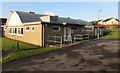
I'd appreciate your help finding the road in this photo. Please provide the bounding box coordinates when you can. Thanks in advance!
[2,39,120,71]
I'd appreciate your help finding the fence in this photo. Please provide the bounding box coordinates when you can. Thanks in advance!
[83,34,89,40]
[47,35,63,47]
[74,34,83,42]
[63,35,72,43]
[47,34,89,47]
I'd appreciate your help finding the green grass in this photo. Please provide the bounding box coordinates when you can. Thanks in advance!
[3,47,57,63]
[2,28,119,63]
[1,37,38,50]
[1,37,57,63]
[99,28,120,39]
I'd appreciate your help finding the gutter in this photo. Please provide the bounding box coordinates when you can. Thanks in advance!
[42,24,45,47]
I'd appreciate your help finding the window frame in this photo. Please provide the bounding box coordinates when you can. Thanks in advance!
[12,27,17,35]
[8,27,12,34]
[17,27,24,36]
[74,27,78,31]
[31,26,35,31]
[4,27,6,31]
[25,26,30,31]
[85,28,92,30]
[15,28,17,34]
[52,26,60,32]
[82,27,85,33]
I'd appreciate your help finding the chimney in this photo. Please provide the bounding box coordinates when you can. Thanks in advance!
[28,11,35,14]
[67,17,70,19]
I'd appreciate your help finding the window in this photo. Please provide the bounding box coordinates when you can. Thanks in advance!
[4,27,6,31]
[25,26,30,31]
[82,28,85,33]
[12,28,15,34]
[8,27,12,34]
[12,27,17,35]
[12,28,14,34]
[85,28,92,30]
[21,28,23,34]
[18,27,23,36]
[18,28,21,34]
[15,28,17,34]
[31,26,34,31]
[52,26,60,31]
[74,27,78,31]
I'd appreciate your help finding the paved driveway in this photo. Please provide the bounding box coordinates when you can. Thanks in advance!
[3,39,120,71]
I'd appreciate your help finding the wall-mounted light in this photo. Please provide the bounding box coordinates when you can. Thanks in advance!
[45,24,48,26]
[63,23,66,25]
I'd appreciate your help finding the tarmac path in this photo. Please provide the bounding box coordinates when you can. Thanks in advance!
[2,39,120,71]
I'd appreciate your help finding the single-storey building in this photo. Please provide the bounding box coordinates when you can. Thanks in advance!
[5,10,91,47]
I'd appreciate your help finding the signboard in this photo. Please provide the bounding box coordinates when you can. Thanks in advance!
[97,26,101,27]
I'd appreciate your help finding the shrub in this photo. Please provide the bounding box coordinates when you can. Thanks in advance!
[104,29,112,35]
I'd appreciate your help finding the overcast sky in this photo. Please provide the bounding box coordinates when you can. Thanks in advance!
[1,2,118,21]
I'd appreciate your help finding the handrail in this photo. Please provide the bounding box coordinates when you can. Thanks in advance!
[47,35,63,47]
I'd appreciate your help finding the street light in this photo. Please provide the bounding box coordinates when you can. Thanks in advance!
[97,10,102,39]
[98,10,102,20]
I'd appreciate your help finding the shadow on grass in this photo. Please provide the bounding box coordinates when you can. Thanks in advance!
[104,29,112,35]
[2,47,40,58]
[21,47,40,50]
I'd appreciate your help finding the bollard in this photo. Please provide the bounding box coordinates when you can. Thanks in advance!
[17,41,19,50]
[11,44,14,53]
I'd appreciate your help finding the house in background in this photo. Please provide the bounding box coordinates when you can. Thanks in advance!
[0,18,7,37]
[5,10,91,47]
[98,18,119,29]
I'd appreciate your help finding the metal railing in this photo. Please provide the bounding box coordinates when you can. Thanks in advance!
[63,35,72,43]
[83,34,89,40]
[74,34,83,42]
[47,35,63,47]
[47,34,89,47]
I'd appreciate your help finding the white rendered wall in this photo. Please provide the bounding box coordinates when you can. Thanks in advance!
[105,19,118,25]
[7,12,22,26]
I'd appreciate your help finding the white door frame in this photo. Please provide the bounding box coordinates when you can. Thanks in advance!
[95,28,97,36]
[64,27,72,41]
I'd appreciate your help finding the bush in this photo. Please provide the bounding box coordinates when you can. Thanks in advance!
[104,29,112,35]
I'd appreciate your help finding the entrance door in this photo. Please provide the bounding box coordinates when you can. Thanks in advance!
[64,27,72,41]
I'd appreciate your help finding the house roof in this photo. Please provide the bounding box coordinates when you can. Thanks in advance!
[57,17,92,26]
[103,18,119,22]
[16,11,46,23]
[89,20,102,25]
[12,11,92,26]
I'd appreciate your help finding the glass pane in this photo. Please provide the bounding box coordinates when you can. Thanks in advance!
[32,27,34,30]
[15,28,17,33]
[53,27,59,30]
[21,28,23,34]
[26,27,30,30]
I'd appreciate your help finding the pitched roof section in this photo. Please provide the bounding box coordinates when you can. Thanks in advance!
[16,11,46,23]
[58,17,84,25]
[103,18,119,22]
[15,11,92,26]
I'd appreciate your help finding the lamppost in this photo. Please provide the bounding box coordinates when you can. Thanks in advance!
[98,10,102,19]
[97,10,102,39]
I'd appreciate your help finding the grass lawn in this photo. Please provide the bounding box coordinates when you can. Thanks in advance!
[1,28,119,63]
[3,47,57,63]
[1,37,38,50]
[99,28,120,39]
[1,37,57,63]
